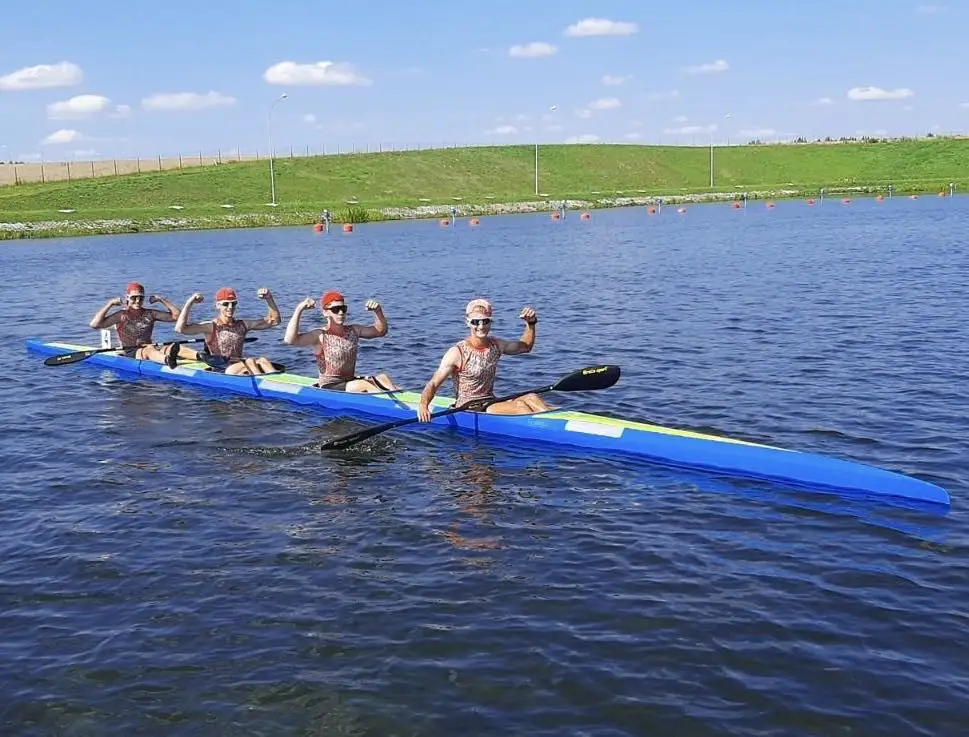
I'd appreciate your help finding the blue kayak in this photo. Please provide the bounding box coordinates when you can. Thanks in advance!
[25,338,951,507]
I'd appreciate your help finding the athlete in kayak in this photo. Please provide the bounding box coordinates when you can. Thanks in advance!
[89,282,198,368]
[175,287,281,375]
[417,298,551,421]
[283,290,399,392]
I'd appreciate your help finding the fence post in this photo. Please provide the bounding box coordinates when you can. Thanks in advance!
[114,159,118,176]
[289,146,293,158]
[237,148,241,162]
[90,161,95,177]
[199,151,202,165]
[218,149,222,164]
[14,165,18,185]
[41,164,46,183]
[159,154,163,171]
[178,154,182,170]
[137,157,141,173]
[67,161,72,182]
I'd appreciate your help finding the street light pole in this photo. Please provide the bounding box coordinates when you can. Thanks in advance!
[535,104,557,196]
[268,93,288,205]
[710,113,732,189]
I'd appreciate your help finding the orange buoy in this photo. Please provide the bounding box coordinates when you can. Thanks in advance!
[343,223,353,232]
[313,223,323,232]
[842,198,851,205]
[766,202,775,209]
[469,217,480,226]
[875,195,884,202]
[807,198,815,205]
[580,212,591,220]
[938,191,946,198]
[677,207,687,214]
[551,212,561,220]
[647,207,657,215]
[731,201,741,209]
[909,194,919,200]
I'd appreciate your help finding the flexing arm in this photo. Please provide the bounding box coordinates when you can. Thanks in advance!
[284,298,323,347]
[174,293,209,336]
[417,346,461,422]
[148,294,181,322]
[356,299,388,338]
[89,297,123,329]
[245,288,282,331]
[496,305,538,355]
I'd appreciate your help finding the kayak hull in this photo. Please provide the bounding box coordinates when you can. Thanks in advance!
[25,339,950,507]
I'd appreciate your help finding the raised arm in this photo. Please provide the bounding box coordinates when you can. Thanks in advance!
[417,345,461,422]
[284,298,323,347]
[245,288,282,331]
[496,305,538,355]
[148,294,181,322]
[356,299,388,338]
[174,292,209,336]
[89,296,123,329]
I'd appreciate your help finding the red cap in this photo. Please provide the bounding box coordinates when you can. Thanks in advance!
[125,282,145,296]
[216,287,237,301]
[321,290,345,307]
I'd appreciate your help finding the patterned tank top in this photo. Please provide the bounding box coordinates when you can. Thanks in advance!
[451,338,502,405]
[116,308,156,348]
[205,320,248,359]
[315,325,360,381]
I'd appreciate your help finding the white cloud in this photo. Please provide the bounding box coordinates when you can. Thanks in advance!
[486,125,518,135]
[588,97,622,111]
[681,59,729,74]
[646,89,680,101]
[564,18,638,37]
[623,132,642,140]
[564,134,600,144]
[0,61,82,91]
[847,86,914,101]
[142,91,237,111]
[810,96,834,106]
[264,60,372,86]
[303,113,317,123]
[46,94,111,120]
[42,129,83,145]
[915,4,947,12]
[740,128,776,138]
[508,42,558,58]
[672,114,689,123]
[601,74,631,86]
[958,102,969,109]
[664,124,717,135]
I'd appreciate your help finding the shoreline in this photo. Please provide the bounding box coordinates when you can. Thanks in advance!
[0,183,950,241]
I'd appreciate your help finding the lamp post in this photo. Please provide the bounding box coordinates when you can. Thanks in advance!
[535,104,558,196]
[710,112,732,189]
[268,93,288,205]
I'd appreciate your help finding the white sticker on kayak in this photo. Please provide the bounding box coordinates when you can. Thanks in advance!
[564,419,623,438]
[258,379,303,394]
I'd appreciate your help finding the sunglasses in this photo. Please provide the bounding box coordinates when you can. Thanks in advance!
[468,318,492,327]
[218,300,237,307]
[127,295,145,301]
[327,305,348,314]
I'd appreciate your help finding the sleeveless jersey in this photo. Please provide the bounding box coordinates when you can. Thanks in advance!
[116,308,156,348]
[451,338,501,405]
[315,325,360,382]
[205,319,248,359]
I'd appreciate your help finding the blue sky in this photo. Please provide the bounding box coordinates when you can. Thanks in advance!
[1,0,966,161]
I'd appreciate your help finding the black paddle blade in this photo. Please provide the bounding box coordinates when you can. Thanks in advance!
[319,420,409,451]
[552,364,621,392]
[44,348,108,366]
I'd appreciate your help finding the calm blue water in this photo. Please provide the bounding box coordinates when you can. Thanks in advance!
[2,196,968,736]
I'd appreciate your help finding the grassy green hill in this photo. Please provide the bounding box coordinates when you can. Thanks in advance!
[1,140,967,238]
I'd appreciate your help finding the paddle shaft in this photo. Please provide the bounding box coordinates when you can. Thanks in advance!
[43,337,232,366]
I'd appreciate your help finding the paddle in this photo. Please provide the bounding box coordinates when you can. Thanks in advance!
[318,364,621,451]
[43,337,256,366]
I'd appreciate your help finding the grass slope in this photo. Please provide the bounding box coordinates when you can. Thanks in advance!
[1,140,967,228]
